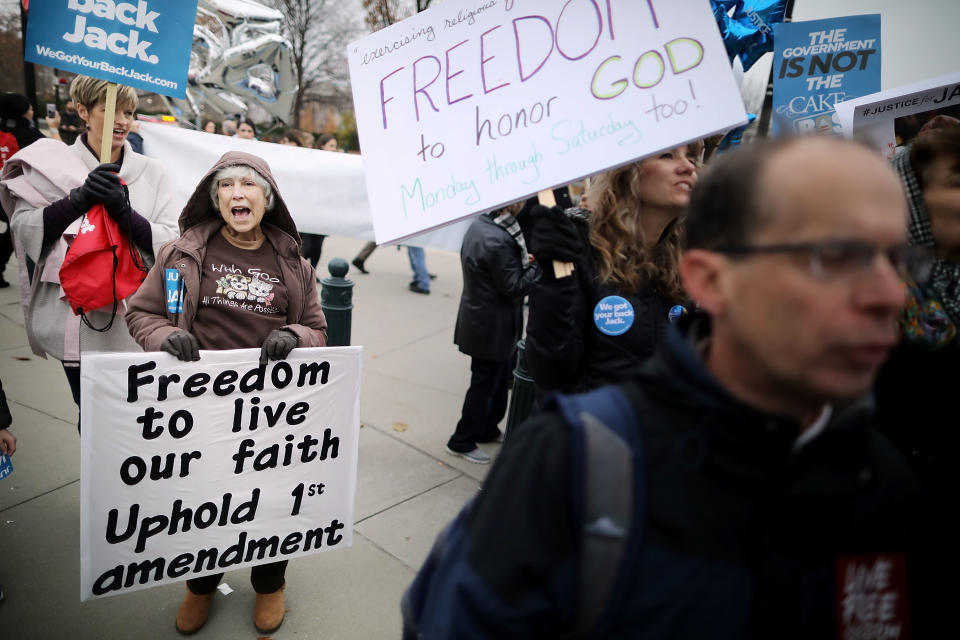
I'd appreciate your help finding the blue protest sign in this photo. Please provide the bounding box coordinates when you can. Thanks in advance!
[772,15,881,136]
[24,0,198,99]
[0,453,12,481]
[165,268,182,313]
[593,296,635,337]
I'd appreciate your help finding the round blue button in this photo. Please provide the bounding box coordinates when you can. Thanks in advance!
[593,296,635,336]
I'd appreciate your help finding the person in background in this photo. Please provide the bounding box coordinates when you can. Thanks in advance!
[236,119,257,140]
[874,125,960,622]
[0,76,178,426]
[351,241,376,274]
[446,203,538,463]
[0,92,60,148]
[294,133,339,274]
[525,143,702,393]
[407,246,432,294]
[126,119,144,154]
[203,120,218,134]
[222,119,238,137]
[126,150,327,634]
[58,100,83,145]
[404,136,933,639]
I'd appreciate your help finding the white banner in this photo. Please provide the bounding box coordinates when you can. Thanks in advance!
[348,0,747,244]
[835,71,960,159]
[139,122,471,252]
[79,347,362,601]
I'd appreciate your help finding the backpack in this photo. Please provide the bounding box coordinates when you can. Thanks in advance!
[551,385,643,639]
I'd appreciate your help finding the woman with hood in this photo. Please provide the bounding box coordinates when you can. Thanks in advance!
[125,150,328,635]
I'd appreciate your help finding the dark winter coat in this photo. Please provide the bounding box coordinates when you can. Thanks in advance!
[454,215,538,362]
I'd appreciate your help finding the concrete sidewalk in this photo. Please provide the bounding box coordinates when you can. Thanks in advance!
[0,236,497,638]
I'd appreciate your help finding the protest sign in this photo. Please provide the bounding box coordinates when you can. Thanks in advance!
[835,71,960,159]
[24,0,198,98]
[772,15,880,136]
[0,453,12,481]
[348,0,747,245]
[138,122,472,252]
[79,347,361,601]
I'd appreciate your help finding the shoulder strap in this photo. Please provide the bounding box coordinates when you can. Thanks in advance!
[553,386,641,639]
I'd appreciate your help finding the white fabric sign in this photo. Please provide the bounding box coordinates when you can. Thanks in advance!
[139,122,471,252]
[79,347,361,601]
[348,0,747,244]
[835,71,960,159]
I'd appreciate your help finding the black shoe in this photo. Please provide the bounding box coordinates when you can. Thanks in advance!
[409,282,430,295]
[428,273,437,280]
[351,258,369,274]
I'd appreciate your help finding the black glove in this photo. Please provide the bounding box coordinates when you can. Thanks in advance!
[260,328,299,365]
[85,163,131,225]
[68,184,96,213]
[161,330,200,362]
[528,205,584,279]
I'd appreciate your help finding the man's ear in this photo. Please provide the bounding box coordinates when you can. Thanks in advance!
[680,249,730,316]
[76,103,89,124]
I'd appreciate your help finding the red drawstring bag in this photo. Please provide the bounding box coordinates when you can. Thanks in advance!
[59,202,148,331]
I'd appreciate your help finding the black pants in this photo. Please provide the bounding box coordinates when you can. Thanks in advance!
[62,362,81,432]
[300,233,326,269]
[448,358,512,452]
[187,560,287,595]
[0,226,12,282]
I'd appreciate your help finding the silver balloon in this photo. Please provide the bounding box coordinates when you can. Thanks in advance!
[163,0,299,125]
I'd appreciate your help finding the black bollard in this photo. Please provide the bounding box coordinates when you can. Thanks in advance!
[320,258,354,347]
[505,338,536,438]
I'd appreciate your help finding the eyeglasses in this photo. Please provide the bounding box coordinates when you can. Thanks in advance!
[714,240,934,284]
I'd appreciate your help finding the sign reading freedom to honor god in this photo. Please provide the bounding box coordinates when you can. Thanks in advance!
[79,347,361,600]
[348,0,747,244]
[25,0,198,98]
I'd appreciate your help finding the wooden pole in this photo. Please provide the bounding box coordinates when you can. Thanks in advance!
[99,83,118,164]
[538,189,575,279]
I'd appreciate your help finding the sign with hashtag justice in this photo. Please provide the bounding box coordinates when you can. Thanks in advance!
[24,0,198,98]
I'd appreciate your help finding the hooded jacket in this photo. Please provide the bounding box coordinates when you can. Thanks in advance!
[125,151,327,352]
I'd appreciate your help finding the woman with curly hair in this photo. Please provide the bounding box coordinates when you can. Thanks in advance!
[525,142,702,392]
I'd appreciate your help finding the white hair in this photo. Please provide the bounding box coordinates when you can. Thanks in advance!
[209,165,274,212]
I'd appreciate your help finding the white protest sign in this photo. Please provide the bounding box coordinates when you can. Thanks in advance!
[79,347,361,601]
[835,71,960,159]
[348,0,747,244]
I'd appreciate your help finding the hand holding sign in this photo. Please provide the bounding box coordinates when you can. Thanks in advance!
[529,204,582,282]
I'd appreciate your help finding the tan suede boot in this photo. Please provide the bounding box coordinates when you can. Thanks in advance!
[175,588,214,635]
[254,583,286,633]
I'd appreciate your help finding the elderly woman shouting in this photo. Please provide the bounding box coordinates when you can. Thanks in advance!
[125,151,327,634]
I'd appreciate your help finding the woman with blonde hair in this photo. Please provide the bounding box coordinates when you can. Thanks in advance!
[526,142,702,392]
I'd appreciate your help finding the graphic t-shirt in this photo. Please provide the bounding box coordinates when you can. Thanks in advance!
[193,232,289,350]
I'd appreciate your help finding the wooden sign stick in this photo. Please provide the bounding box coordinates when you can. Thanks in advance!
[99,83,118,164]
[537,189,575,279]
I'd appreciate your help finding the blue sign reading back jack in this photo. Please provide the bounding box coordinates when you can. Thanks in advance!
[772,15,881,136]
[24,0,198,99]
[0,453,12,481]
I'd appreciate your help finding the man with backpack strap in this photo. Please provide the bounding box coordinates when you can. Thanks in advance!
[402,137,933,639]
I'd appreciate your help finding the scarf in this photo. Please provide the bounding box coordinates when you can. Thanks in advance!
[892,149,960,331]
[489,207,529,267]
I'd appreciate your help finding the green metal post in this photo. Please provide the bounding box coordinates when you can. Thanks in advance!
[505,338,536,438]
[320,258,354,347]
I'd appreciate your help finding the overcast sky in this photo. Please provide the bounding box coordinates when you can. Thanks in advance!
[792,0,958,89]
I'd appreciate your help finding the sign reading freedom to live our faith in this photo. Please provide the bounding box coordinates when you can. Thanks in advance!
[25,0,198,98]
[79,347,361,600]
[348,0,747,244]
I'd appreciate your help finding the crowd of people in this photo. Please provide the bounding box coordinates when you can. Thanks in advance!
[1,72,959,637]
